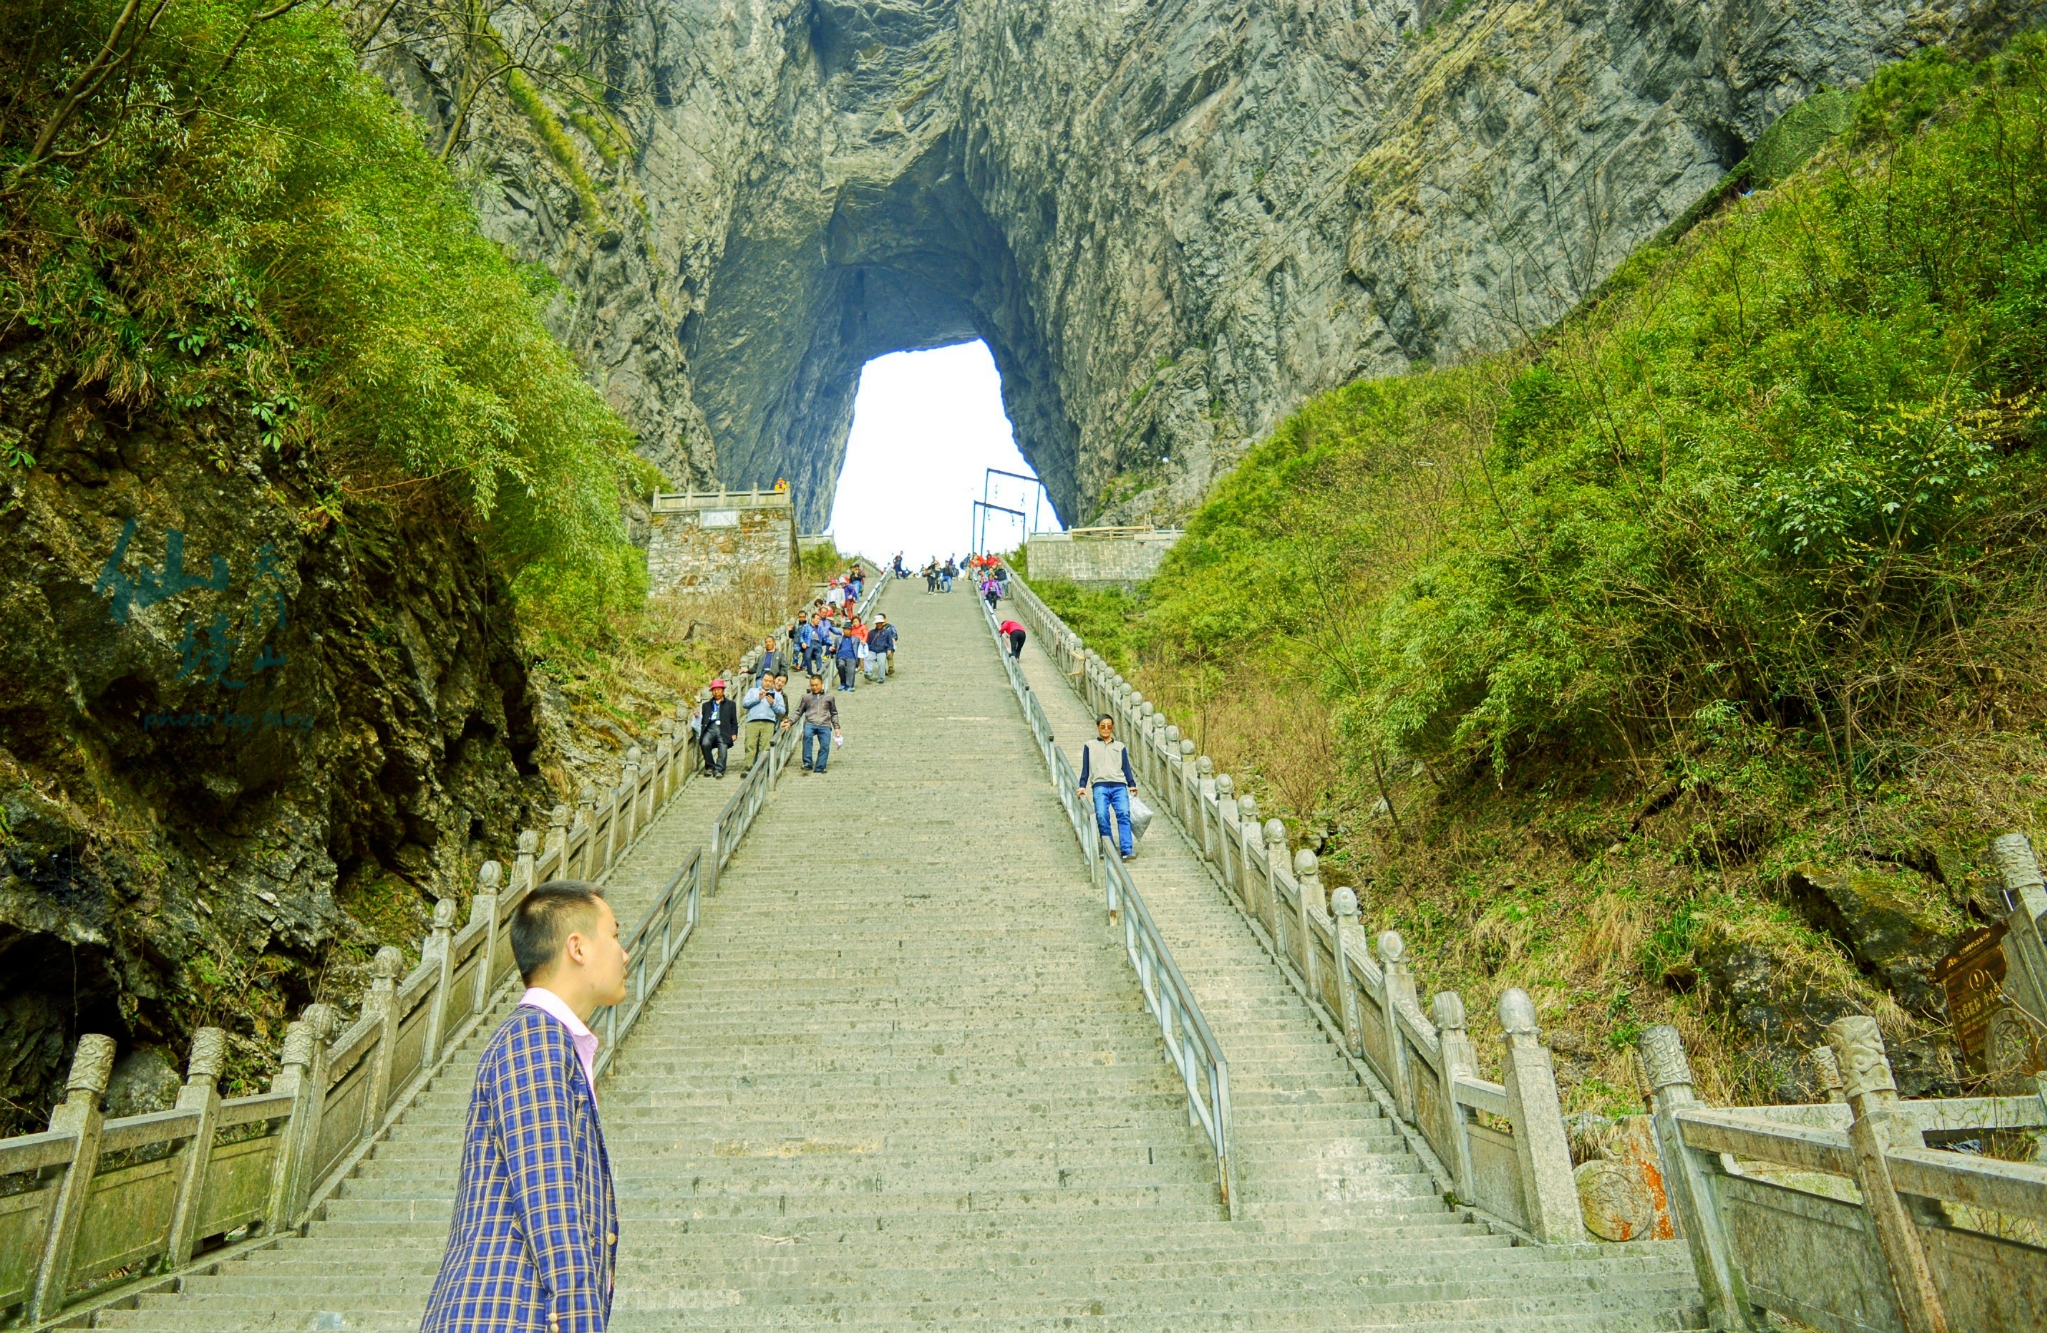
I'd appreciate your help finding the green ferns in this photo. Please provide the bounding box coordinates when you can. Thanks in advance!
[2,0,642,624]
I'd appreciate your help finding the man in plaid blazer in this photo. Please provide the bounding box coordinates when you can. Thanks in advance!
[422,881,628,1333]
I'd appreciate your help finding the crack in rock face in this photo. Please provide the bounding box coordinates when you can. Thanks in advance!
[385,0,2033,529]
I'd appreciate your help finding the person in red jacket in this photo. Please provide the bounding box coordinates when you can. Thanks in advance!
[998,618,1026,659]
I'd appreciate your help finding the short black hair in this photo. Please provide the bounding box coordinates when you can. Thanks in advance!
[1096,714,1114,725]
[512,881,607,984]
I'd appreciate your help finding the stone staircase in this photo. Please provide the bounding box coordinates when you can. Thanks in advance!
[98,583,1705,1331]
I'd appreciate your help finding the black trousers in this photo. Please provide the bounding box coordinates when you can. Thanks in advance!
[700,734,730,775]
[1009,630,1026,658]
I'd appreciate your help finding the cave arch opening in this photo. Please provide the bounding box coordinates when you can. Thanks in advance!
[827,340,1060,565]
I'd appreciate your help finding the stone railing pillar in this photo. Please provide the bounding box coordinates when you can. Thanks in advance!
[1378,931,1417,1120]
[1237,795,1263,921]
[1498,988,1586,1244]
[1433,992,1479,1201]
[361,945,405,1124]
[1215,774,1239,896]
[654,721,675,802]
[1638,1025,1754,1330]
[1811,1045,1848,1103]
[513,832,537,902]
[1162,726,1183,817]
[1294,848,1323,995]
[545,802,569,863]
[574,782,597,877]
[165,1027,228,1265]
[1138,703,1157,785]
[470,861,504,1007]
[1992,832,2047,1027]
[1264,819,1289,953]
[421,896,458,1064]
[29,1033,116,1322]
[1196,756,1217,860]
[1825,1016,1949,1333]
[1330,887,1363,1056]
[264,1010,325,1230]
[1177,739,1197,823]
[621,747,643,843]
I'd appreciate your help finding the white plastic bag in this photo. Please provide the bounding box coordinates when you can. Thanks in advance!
[1126,793,1154,846]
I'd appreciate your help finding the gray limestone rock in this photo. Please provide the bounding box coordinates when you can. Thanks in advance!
[370,0,2037,528]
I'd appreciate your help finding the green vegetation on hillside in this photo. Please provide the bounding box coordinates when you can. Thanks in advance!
[2,0,642,631]
[1047,40,2047,1108]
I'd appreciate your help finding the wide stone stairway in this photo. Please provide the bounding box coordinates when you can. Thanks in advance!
[100,582,1705,1331]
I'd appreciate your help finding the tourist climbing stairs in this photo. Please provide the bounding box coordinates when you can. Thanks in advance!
[50,582,1712,1331]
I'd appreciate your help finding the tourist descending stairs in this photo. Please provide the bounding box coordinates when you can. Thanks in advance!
[103,583,1705,1331]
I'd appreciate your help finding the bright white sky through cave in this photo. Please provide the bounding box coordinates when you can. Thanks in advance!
[826,341,1061,565]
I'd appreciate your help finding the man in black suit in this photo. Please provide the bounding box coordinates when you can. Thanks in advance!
[697,680,739,777]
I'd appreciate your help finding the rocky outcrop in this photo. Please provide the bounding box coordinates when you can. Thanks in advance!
[374,0,2038,529]
[0,341,554,1133]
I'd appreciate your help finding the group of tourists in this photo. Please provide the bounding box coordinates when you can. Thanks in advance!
[920,557,957,593]
[679,565,898,789]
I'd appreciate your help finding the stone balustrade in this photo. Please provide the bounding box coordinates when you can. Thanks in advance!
[0,638,774,1329]
[997,568,1586,1245]
[1001,566,2047,1327]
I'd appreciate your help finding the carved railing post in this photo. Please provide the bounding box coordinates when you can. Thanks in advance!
[265,1012,323,1231]
[1177,739,1197,824]
[1331,887,1364,1056]
[621,747,643,844]
[1992,832,2047,1025]
[1214,774,1239,896]
[1138,703,1157,786]
[1498,988,1586,1244]
[361,945,405,1123]
[545,803,569,864]
[1294,849,1323,995]
[422,896,458,1064]
[29,1033,116,1322]
[601,771,624,871]
[1825,1016,1949,1333]
[653,721,674,804]
[1264,819,1289,954]
[513,832,537,902]
[1378,932,1418,1120]
[1196,756,1217,861]
[1638,1025,1754,1331]
[1237,795,1263,921]
[1811,1045,1847,1104]
[1162,726,1183,820]
[1433,992,1479,1201]
[574,782,597,877]
[165,1027,228,1265]
[471,860,504,1008]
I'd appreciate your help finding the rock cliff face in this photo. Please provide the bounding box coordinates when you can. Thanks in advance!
[379,0,2034,529]
[0,342,551,1132]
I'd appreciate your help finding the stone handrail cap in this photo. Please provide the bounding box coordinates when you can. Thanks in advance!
[1498,988,1538,1035]
[67,1034,118,1095]
[373,945,405,979]
[1824,1015,1895,1098]
[1164,726,1182,744]
[627,746,642,764]
[549,803,571,827]
[1432,991,1467,1030]
[1636,1025,1693,1090]
[1264,817,1287,846]
[302,1002,338,1040]
[280,1020,315,1068]
[1375,929,1405,963]
[579,782,598,805]
[1992,832,2043,891]
[477,860,503,891]
[187,1027,229,1081]
[1140,701,1154,718]
[1197,755,1215,777]
[1216,773,1234,797]
[1293,848,1319,877]
[1238,794,1260,824]
[1330,885,1359,918]
[432,897,458,929]
[1131,692,1145,707]
[1180,739,1197,758]
[518,829,539,854]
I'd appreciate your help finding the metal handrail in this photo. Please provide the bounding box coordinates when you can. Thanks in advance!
[980,593,1236,1218]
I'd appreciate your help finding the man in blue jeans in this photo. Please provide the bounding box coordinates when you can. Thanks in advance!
[1077,713,1140,860]
[793,674,841,774]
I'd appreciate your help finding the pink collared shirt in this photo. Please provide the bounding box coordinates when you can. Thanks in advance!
[518,987,599,1101]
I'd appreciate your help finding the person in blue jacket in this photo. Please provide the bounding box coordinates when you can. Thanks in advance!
[833,622,862,691]
[865,616,897,683]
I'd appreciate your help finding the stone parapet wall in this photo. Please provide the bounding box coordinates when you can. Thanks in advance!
[1027,530,1182,587]
[647,492,796,594]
